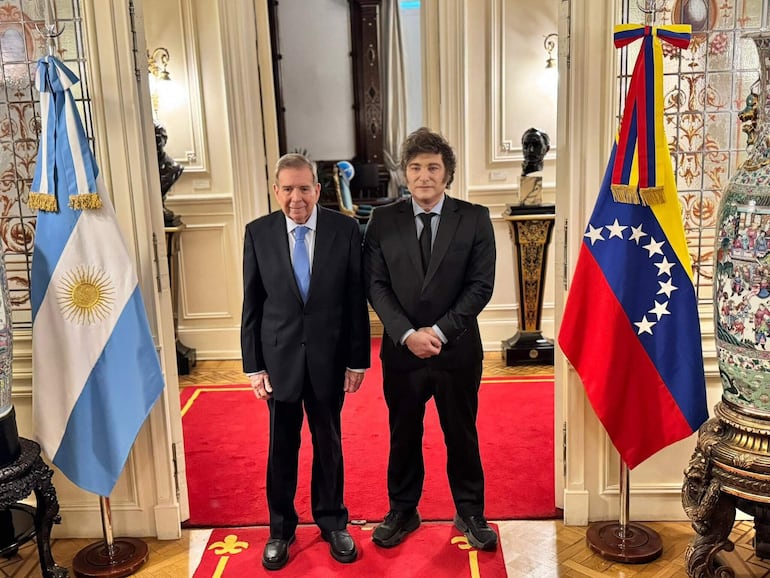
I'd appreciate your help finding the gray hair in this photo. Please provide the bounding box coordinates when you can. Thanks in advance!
[274,153,318,184]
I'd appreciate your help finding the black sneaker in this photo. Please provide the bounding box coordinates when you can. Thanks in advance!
[453,514,498,550]
[372,509,421,547]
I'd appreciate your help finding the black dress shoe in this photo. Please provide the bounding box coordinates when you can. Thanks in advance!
[262,535,295,571]
[372,509,421,548]
[321,529,357,563]
[454,514,498,550]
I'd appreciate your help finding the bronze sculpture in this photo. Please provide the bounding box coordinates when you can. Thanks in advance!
[521,127,550,176]
[155,122,183,226]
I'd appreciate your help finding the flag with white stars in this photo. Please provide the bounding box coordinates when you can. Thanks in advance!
[558,25,707,469]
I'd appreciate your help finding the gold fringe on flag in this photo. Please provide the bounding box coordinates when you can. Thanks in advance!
[68,193,102,210]
[610,184,641,204]
[639,186,665,206]
[28,192,58,212]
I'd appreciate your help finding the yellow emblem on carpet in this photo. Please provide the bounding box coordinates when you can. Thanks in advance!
[452,536,482,578]
[208,534,250,578]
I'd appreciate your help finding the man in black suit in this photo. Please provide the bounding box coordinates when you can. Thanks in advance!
[363,128,497,550]
[241,154,370,570]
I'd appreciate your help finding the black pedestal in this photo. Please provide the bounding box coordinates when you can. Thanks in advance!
[176,340,197,376]
[0,438,67,577]
[166,224,197,376]
[502,204,556,366]
[502,330,555,364]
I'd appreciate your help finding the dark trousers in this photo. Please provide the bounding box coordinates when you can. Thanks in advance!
[383,362,485,517]
[266,381,347,539]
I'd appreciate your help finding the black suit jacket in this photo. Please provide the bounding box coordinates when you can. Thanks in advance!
[241,207,370,402]
[363,196,495,371]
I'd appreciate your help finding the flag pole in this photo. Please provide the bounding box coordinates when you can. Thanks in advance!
[585,460,663,563]
[70,497,150,578]
[582,0,680,563]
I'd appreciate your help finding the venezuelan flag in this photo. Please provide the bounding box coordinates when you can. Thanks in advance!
[558,25,708,469]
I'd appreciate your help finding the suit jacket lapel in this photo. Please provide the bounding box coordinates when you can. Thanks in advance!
[424,195,460,288]
[270,212,304,304]
[396,200,424,276]
[309,208,338,302]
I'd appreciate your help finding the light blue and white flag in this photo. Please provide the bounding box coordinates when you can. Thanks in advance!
[30,56,165,497]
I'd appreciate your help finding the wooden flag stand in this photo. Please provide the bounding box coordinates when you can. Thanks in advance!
[586,462,662,563]
[72,497,149,578]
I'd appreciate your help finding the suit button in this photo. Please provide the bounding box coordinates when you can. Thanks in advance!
[300,342,305,347]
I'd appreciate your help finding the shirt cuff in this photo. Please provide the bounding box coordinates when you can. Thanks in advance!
[432,324,448,344]
[400,328,416,345]
[346,368,365,373]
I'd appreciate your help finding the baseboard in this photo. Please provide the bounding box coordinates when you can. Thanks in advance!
[563,489,589,526]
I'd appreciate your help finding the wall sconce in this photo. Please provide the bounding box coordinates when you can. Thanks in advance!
[147,47,171,119]
[544,33,557,69]
[148,47,171,81]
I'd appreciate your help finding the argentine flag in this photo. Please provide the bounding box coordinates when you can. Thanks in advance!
[30,57,165,496]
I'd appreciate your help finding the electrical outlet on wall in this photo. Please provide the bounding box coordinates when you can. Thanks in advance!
[489,170,508,181]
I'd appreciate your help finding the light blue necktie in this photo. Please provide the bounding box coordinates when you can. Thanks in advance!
[293,226,310,301]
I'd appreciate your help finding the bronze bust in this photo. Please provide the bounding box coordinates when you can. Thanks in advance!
[155,122,184,226]
[521,128,550,176]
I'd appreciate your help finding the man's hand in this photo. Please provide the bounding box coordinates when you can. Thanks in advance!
[418,326,440,340]
[405,329,442,359]
[344,370,365,393]
[250,372,273,400]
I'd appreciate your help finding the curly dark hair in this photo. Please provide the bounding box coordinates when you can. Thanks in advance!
[400,127,456,188]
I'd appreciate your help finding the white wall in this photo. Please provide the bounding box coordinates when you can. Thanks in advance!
[278,0,357,160]
[466,0,559,352]
[145,0,262,361]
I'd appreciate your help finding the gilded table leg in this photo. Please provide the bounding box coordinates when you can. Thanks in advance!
[750,503,770,559]
[683,420,737,578]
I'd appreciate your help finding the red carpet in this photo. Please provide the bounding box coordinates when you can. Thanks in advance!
[192,524,507,577]
[181,339,558,527]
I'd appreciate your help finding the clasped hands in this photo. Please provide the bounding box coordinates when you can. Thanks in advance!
[406,327,442,359]
[250,369,366,400]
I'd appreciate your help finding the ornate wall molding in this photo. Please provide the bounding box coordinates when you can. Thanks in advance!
[489,0,558,165]
[489,0,515,162]
[145,0,208,172]
[179,223,233,320]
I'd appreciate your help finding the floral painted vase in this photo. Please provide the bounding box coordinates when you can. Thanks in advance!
[715,32,770,414]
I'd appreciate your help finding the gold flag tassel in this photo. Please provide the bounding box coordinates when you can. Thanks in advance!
[610,184,641,205]
[28,192,59,212]
[69,192,102,210]
[639,185,665,206]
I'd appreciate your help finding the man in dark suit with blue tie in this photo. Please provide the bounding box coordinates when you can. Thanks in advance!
[364,127,497,551]
[241,153,370,570]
